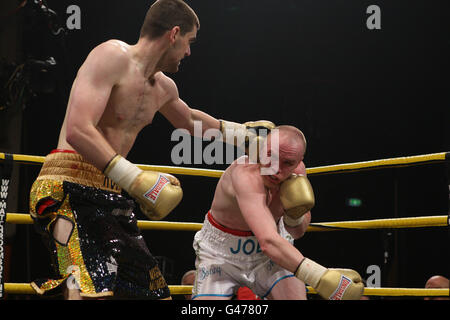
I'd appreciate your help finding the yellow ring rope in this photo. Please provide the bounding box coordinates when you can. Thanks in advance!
[2,152,448,298]
[1,151,448,177]
[306,152,449,175]
[308,215,449,231]
[137,220,204,231]
[5,213,448,231]
[3,283,448,297]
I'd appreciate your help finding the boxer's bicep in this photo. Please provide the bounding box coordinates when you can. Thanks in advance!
[159,78,220,135]
[239,193,278,239]
[159,97,193,132]
[232,167,278,238]
[65,43,129,168]
[67,43,127,133]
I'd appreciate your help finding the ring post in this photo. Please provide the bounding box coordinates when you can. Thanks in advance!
[0,153,13,299]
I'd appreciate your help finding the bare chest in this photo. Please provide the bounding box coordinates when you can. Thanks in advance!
[103,73,168,130]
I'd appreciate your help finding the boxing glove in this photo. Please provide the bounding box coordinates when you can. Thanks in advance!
[295,258,365,300]
[220,120,275,162]
[104,154,183,220]
[280,174,315,227]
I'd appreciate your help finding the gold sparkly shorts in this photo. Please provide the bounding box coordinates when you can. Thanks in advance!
[29,150,170,299]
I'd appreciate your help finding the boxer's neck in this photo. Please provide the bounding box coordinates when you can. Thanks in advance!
[131,37,168,79]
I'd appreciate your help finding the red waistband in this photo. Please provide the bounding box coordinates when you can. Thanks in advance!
[207,211,253,237]
[50,149,77,154]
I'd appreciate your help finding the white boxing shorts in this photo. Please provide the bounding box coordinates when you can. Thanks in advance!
[192,211,295,299]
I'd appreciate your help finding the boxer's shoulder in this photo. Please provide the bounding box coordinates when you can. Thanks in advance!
[80,40,131,79]
[229,157,264,191]
[155,72,178,96]
[90,40,131,61]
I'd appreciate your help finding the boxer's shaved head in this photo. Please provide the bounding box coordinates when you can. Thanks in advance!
[277,125,306,159]
[266,125,306,166]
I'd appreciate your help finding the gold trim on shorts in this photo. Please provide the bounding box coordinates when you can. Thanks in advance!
[37,152,121,193]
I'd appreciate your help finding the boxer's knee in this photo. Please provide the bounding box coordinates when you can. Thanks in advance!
[52,216,74,246]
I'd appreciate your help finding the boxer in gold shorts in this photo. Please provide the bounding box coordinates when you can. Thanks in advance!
[29,150,170,299]
[28,0,274,299]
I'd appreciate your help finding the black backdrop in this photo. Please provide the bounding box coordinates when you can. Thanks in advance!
[8,0,449,298]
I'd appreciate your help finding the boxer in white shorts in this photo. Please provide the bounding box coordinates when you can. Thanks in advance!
[192,126,364,300]
[193,210,296,299]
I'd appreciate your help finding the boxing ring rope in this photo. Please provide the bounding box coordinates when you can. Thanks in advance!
[306,152,449,176]
[3,282,449,297]
[1,151,449,177]
[1,151,449,298]
[4,212,449,231]
[2,212,448,297]
[307,215,449,231]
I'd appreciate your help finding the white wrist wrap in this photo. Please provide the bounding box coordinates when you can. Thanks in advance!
[105,156,142,191]
[296,258,327,288]
[220,120,246,132]
[283,214,305,227]
[220,120,247,145]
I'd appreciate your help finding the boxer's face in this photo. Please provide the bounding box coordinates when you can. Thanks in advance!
[260,135,303,188]
[161,26,197,73]
[261,152,301,187]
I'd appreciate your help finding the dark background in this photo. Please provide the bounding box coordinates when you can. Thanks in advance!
[1,0,449,299]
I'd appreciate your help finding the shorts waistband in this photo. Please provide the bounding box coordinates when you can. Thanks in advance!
[207,211,253,237]
[37,150,121,193]
[50,149,77,154]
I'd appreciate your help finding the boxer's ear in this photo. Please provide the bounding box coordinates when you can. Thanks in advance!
[169,26,181,44]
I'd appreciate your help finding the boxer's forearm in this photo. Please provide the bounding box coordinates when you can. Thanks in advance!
[159,97,220,136]
[258,235,304,273]
[66,123,116,171]
[190,108,221,134]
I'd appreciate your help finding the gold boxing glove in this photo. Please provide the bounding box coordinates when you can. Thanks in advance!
[219,120,275,162]
[104,155,183,220]
[295,258,365,300]
[280,174,315,227]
